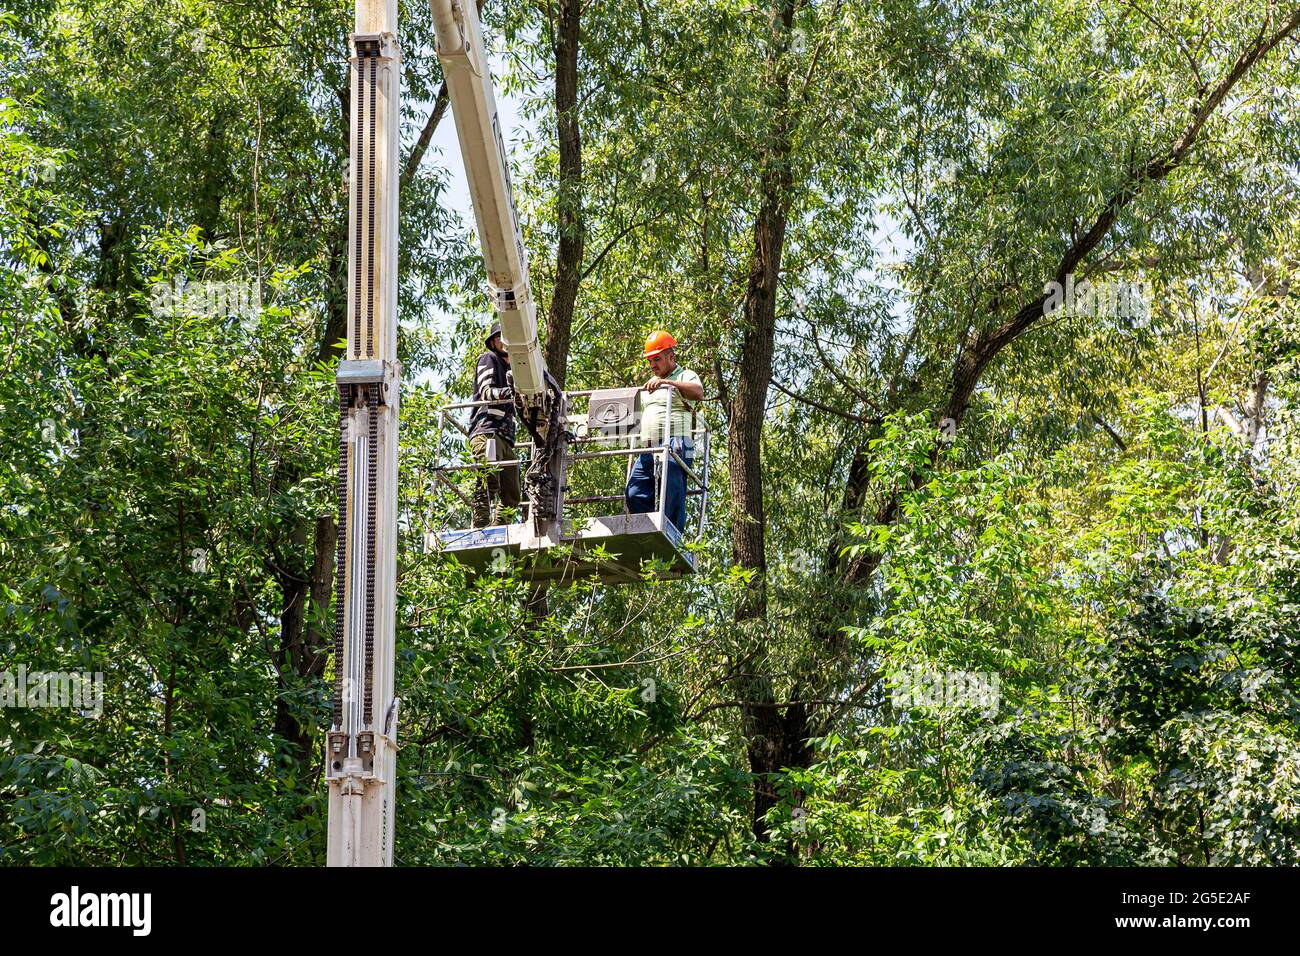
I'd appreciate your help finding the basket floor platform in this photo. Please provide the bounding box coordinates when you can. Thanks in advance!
[433,512,696,584]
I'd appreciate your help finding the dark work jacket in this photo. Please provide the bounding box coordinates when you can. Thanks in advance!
[469,349,516,442]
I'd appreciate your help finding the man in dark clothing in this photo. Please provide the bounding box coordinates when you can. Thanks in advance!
[468,323,521,527]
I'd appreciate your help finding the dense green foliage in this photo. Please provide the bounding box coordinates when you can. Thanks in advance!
[2,0,1299,865]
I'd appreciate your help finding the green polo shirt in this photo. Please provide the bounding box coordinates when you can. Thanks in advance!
[639,364,702,446]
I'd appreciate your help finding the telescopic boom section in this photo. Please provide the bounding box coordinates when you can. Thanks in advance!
[429,0,566,533]
[429,0,546,397]
[326,0,402,868]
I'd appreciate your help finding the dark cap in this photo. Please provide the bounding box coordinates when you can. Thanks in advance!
[486,323,503,349]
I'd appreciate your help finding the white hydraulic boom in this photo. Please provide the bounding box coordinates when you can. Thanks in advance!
[326,0,402,867]
[429,0,568,545]
[430,0,544,396]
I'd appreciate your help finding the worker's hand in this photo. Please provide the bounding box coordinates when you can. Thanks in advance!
[644,376,671,392]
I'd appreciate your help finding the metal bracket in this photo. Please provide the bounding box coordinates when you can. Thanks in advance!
[326,731,390,785]
[337,359,387,385]
[384,698,401,742]
[356,731,376,774]
[337,360,401,404]
[326,731,350,778]
[491,282,533,314]
[350,31,402,62]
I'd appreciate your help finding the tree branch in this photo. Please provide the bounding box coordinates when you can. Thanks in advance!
[401,83,450,191]
[771,379,883,425]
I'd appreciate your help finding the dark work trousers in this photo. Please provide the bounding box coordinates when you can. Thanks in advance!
[469,433,520,528]
[625,436,693,533]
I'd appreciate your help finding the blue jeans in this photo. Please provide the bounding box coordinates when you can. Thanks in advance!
[625,437,693,533]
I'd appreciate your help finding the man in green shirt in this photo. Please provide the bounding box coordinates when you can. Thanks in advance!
[625,330,704,532]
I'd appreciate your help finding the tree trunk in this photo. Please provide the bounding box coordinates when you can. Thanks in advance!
[271,513,335,776]
[741,667,812,857]
[728,0,795,620]
[545,0,584,389]
[194,111,229,246]
[317,83,353,367]
[728,0,810,850]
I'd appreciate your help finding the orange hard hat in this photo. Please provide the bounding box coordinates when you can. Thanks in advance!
[644,330,677,357]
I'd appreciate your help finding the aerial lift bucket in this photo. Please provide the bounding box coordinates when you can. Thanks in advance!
[427,387,708,585]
